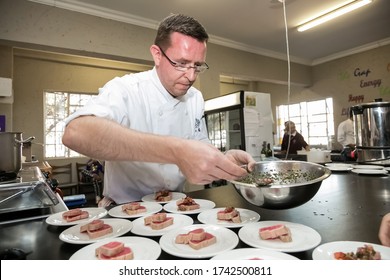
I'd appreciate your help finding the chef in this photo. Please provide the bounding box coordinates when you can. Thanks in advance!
[62,14,255,205]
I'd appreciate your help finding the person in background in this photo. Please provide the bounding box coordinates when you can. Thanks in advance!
[337,108,356,161]
[337,108,355,148]
[80,159,104,204]
[379,213,390,247]
[62,14,255,206]
[280,121,310,155]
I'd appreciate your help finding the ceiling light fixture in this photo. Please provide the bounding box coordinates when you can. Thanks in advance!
[297,0,372,32]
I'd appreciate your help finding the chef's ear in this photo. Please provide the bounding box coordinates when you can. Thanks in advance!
[150,45,162,66]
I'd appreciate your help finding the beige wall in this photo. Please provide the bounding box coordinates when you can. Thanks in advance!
[11,48,151,163]
[312,46,390,127]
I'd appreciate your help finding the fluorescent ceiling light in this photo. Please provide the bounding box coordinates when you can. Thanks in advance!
[297,0,372,32]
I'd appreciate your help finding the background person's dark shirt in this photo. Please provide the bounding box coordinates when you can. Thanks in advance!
[281,132,308,154]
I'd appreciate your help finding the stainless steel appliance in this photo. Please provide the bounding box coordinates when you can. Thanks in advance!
[351,100,390,165]
[0,132,35,174]
[205,91,274,161]
[0,166,66,225]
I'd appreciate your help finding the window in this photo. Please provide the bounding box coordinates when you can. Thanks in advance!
[276,98,334,147]
[44,91,95,158]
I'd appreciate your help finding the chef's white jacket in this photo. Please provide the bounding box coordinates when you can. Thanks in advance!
[65,68,209,203]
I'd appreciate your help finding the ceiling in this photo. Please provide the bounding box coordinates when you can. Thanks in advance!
[29,0,390,65]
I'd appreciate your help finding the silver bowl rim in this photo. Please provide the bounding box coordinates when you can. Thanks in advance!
[229,160,332,189]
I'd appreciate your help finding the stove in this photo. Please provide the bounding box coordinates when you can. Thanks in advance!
[0,166,67,225]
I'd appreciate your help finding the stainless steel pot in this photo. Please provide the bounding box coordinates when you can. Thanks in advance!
[351,101,390,164]
[0,132,35,174]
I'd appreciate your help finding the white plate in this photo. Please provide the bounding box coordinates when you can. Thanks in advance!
[163,199,216,214]
[211,248,300,260]
[197,208,260,228]
[159,224,239,259]
[325,163,353,172]
[45,207,108,226]
[312,241,390,260]
[108,202,163,218]
[351,169,388,175]
[238,221,321,253]
[59,218,133,244]
[141,192,186,204]
[131,213,194,236]
[352,164,384,169]
[69,236,161,260]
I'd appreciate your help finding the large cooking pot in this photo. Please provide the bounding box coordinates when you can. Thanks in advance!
[0,132,35,174]
[351,101,390,164]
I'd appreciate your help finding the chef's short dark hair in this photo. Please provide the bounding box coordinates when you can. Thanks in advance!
[154,14,209,49]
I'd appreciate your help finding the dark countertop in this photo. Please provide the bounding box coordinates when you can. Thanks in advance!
[0,171,389,260]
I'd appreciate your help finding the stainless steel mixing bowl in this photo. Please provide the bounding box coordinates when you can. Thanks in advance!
[230,161,331,209]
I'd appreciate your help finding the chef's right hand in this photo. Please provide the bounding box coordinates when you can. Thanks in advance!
[175,140,248,185]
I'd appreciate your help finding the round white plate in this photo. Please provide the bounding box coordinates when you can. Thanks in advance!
[131,213,194,236]
[352,164,384,169]
[69,236,161,260]
[211,248,300,260]
[159,224,239,259]
[59,218,133,244]
[141,192,186,204]
[312,241,390,260]
[45,207,108,226]
[325,163,353,172]
[108,202,163,218]
[238,221,321,253]
[351,169,388,175]
[197,208,260,228]
[163,199,216,214]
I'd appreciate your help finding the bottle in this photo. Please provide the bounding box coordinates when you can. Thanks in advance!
[266,143,273,157]
[260,141,267,160]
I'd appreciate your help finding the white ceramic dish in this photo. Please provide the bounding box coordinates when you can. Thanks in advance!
[141,192,186,204]
[159,224,239,259]
[325,163,353,172]
[352,164,384,170]
[238,221,321,253]
[45,207,108,226]
[351,169,388,175]
[108,202,163,218]
[197,208,260,228]
[163,199,216,214]
[131,213,194,236]
[312,241,390,260]
[211,248,300,260]
[69,236,161,260]
[59,218,133,244]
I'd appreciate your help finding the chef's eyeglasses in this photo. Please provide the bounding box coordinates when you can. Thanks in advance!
[158,46,209,74]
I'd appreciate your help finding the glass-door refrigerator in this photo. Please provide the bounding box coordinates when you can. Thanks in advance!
[204,91,274,161]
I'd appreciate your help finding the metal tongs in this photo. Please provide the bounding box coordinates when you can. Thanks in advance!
[240,165,273,187]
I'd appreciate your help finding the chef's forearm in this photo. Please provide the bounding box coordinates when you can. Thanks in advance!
[62,115,185,163]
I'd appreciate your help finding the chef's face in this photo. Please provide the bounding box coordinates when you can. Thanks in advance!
[151,32,207,97]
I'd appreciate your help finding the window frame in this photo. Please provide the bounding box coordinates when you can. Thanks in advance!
[276,98,334,148]
[44,91,96,159]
